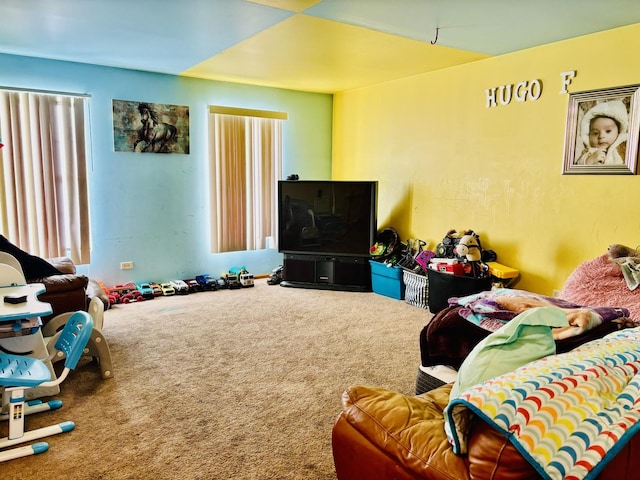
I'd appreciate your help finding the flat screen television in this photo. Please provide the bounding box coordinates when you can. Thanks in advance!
[277,180,377,257]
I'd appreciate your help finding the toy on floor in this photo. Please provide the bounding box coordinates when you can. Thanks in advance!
[195,274,219,291]
[159,282,175,296]
[229,266,254,287]
[136,283,155,300]
[240,273,254,287]
[222,273,241,289]
[267,265,283,285]
[105,290,121,305]
[120,289,144,303]
[98,281,116,303]
[183,278,203,293]
[170,279,189,295]
[149,283,162,296]
[102,282,140,305]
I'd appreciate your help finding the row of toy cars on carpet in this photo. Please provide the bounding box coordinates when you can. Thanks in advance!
[100,267,254,305]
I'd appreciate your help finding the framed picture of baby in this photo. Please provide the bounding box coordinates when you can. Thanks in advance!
[562,84,640,175]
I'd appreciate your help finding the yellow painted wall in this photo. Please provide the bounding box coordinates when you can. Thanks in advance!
[332,23,640,295]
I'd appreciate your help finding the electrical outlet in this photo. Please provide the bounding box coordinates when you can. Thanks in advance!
[120,261,134,270]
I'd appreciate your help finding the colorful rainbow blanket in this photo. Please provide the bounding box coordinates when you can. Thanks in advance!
[444,327,640,480]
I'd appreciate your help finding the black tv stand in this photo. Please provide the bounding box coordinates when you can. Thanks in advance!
[280,254,371,292]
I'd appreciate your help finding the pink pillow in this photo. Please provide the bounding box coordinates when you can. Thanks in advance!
[559,253,640,321]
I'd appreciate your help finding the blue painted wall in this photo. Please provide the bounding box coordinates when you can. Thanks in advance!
[0,53,333,284]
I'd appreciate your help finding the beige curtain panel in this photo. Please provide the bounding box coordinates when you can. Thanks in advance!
[209,110,282,253]
[0,90,90,264]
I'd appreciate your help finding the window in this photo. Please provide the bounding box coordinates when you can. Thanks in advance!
[208,106,286,253]
[0,89,91,264]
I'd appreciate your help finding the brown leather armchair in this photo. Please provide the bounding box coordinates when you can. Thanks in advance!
[0,236,109,323]
[29,256,109,325]
[29,256,89,324]
[332,383,640,480]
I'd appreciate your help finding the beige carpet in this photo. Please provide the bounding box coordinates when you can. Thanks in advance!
[1,279,431,479]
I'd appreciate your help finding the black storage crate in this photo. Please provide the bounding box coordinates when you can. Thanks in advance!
[426,268,492,314]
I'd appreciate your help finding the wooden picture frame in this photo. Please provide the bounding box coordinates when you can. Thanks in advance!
[562,84,640,175]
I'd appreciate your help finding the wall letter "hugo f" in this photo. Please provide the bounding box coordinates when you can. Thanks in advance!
[485,79,543,108]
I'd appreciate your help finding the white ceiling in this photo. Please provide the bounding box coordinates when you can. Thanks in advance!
[0,0,639,93]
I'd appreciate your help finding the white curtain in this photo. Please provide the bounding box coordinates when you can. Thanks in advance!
[0,90,90,263]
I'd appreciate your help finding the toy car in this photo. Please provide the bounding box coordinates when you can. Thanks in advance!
[108,282,137,295]
[136,283,155,300]
[183,278,203,293]
[149,282,163,296]
[239,273,254,287]
[195,274,219,291]
[107,291,121,305]
[121,289,144,303]
[170,279,189,295]
[229,266,254,287]
[160,282,175,296]
[223,273,242,289]
[267,265,283,285]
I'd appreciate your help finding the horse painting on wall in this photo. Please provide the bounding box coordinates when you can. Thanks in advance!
[112,100,190,154]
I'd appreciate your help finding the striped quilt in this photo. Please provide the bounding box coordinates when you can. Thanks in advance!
[444,327,640,480]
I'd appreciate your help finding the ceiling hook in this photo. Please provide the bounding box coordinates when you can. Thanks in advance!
[430,27,439,45]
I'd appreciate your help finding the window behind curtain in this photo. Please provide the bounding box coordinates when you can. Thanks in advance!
[0,89,91,264]
[208,106,286,253]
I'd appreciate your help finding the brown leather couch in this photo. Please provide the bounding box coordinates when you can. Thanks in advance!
[0,236,109,322]
[332,383,640,480]
[29,256,109,324]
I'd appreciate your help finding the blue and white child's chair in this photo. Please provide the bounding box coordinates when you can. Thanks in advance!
[0,310,93,461]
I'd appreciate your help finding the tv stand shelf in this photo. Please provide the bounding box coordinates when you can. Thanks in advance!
[281,254,371,292]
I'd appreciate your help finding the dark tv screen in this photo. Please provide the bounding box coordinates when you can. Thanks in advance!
[278,180,377,257]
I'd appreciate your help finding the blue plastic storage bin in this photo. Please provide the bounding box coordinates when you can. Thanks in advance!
[369,260,405,300]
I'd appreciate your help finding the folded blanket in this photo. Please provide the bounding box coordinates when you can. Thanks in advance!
[448,307,569,399]
[449,288,630,339]
[444,327,640,480]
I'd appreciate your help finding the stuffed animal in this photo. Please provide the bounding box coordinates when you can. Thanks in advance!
[608,243,638,260]
[607,243,640,291]
[607,244,640,269]
[455,234,482,261]
[436,229,477,259]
